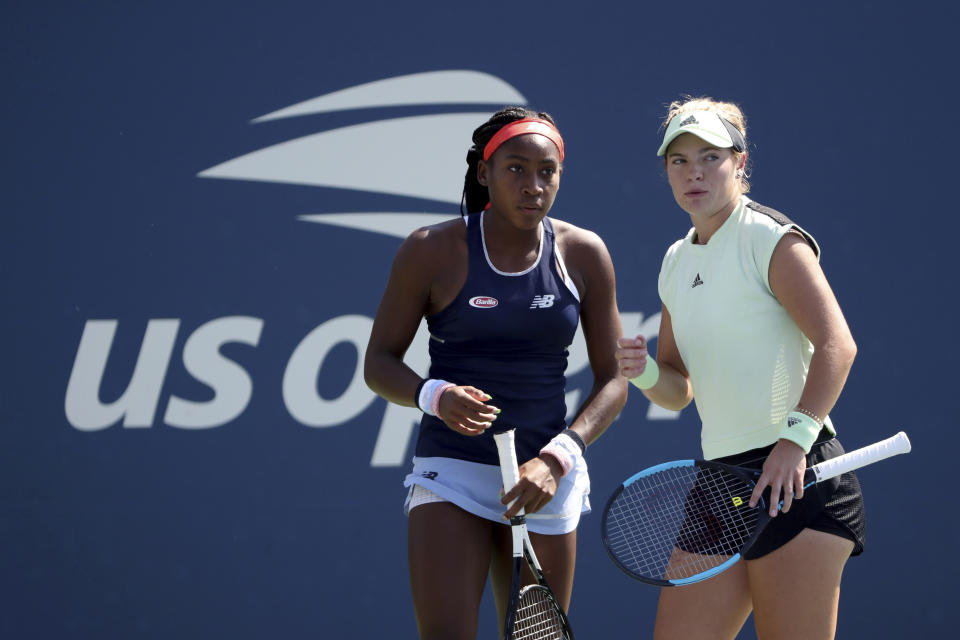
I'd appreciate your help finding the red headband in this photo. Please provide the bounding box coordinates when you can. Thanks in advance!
[482,118,565,162]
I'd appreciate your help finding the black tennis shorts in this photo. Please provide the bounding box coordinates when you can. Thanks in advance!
[716,429,866,560]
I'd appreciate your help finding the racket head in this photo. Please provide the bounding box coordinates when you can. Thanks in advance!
[601,459,769,586]
[509,584,574,640]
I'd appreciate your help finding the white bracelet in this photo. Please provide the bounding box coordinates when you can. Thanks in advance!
[539,432,584,477]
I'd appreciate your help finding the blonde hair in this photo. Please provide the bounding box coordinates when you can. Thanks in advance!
[661,96,751,194]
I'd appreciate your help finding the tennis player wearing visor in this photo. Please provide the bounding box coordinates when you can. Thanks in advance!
[616,97,866,640]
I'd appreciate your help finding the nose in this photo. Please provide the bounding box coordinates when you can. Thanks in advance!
[523,176,545,195]
[688,162,704,181]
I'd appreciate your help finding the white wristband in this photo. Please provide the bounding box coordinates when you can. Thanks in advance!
[629,358,660,390]
[539,432,583,477]
[417,379,452,417]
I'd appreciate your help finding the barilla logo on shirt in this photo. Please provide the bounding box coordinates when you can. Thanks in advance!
[469,296,498,309]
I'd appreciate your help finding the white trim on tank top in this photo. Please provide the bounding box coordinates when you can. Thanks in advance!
[475,212,581,301]
[479,211,544,276]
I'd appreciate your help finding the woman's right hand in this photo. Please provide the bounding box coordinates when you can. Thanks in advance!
[616,335,650,379]
[437,386,500,435]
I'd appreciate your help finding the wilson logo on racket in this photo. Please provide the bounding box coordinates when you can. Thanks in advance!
[469,296,498,309]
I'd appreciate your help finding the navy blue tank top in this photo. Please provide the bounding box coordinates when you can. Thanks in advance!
[416,212,581,466]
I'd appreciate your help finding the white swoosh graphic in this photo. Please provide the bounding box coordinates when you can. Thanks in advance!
[252,70,525,122]
[198,112,492,203]
[298,213,456,238]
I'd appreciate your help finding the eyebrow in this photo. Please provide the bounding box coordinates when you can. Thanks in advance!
[668,146,722,158]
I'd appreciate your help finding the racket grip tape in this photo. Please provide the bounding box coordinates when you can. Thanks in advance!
[494,429,524,514]
[810,431,911,482]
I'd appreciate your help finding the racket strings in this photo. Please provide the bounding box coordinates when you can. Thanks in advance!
[604,465,759,581]
[512,586,568,639]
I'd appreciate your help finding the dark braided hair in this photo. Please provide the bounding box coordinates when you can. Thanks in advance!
[460,107,559,215]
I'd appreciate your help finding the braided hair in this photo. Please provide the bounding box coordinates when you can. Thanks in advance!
[460,107,559,215]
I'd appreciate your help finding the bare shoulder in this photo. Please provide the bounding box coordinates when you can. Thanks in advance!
[550,218,610,260]
[394,216,467,269]
[772,229,820,269]
[550,218,615,298]
[403,216,466,249]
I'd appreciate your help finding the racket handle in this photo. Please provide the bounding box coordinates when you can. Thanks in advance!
[810,431,911,482]
[493,429,524,515]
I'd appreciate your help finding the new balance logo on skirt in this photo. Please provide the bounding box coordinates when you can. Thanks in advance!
[530,294,555,309]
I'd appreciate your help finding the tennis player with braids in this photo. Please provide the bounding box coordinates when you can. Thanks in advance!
[365,107,627,639]
[616,97,866,640]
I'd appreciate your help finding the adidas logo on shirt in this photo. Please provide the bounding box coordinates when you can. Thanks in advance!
[691,273,704,288]
[530,294,555,309]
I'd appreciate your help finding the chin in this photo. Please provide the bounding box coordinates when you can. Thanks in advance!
[518,209,547,223]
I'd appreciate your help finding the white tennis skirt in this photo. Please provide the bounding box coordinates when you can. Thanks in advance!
[403,455,591,535]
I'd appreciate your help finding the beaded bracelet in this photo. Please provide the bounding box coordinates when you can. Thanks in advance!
[793,405,823,425]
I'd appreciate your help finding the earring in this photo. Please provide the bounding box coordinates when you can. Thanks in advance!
[735,171,743,179]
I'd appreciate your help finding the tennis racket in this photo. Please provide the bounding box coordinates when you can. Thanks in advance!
[602,431,911,587]
[494,429,574,640]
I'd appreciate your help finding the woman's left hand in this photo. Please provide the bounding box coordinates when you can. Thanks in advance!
[501,456,561,518]
[749,439,807,517]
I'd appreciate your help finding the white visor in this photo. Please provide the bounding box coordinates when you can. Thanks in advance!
[657,111,745,156]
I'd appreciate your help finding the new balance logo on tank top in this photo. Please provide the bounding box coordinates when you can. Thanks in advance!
[417,212,581,466]
[657,196,829,460]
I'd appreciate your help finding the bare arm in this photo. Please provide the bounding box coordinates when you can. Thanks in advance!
[364,225,499,435]
[566,229,629,446]
[769,232,857,421]
[363,230,433,407]
[616,303,694,411]
[751,231,857,515]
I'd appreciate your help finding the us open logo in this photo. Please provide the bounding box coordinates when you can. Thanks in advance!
[64,70,676,469]
[469,296,499,309]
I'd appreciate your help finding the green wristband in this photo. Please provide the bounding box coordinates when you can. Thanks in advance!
[778,411,821,453]
[629,358,660,390]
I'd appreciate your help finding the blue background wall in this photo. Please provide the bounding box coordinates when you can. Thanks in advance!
[3,1,956,637]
